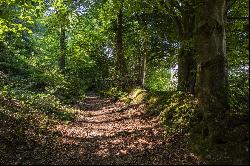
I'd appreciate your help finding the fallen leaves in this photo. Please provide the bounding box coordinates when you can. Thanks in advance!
[0,94,204,165]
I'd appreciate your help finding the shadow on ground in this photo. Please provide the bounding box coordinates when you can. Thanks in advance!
[0,94,204,165]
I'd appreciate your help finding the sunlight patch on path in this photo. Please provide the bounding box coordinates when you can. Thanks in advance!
[48,94,204,165]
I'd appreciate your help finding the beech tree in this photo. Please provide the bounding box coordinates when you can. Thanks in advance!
[194,0,228,141]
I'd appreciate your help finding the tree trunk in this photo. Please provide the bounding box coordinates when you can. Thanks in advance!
[59,21,66,71]
[177,42,196,94]
[115,7,127,88]
[137,47,142,85]
[141,50,147,89]
[194,0,228,142]
[177,3,196,94]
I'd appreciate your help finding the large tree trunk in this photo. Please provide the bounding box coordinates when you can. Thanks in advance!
[177,3,196,94]
[194,0,228,142]
[115,7,127,88]
[177,42,196,94]
[59,20,66,71]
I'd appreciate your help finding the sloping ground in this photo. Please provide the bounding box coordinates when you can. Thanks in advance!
[1,93,204,165]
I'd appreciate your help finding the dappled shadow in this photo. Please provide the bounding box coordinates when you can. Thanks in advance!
[0,94,204,165]
[0,96,77,164]
[37,95,203,165]
[0,108,46,165]
[82,110,117,117]
[76,97,114,111]
[20,121,202,165]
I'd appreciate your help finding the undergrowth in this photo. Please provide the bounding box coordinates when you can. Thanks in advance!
[121,88,249,165]
[0,68,79,164]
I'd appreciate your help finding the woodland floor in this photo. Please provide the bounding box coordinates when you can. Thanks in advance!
[1,93,205,165]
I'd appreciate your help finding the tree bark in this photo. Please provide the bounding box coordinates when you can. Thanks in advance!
[194,0,228,142]
[137,45,142,85]
[176,2,197,94]
[177,42,196,94]
[141,48,147,89]
[115,7,127,88]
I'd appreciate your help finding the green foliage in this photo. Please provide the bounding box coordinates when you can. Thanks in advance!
[99,87,128,100]
[1,78,75,122]
[135,90,200,132]
[159,92,199,133]
[0,0,43,40]
[124,89,199,130]
[146,67,175,91]
[226,0,249,115]
[228,72,249,114]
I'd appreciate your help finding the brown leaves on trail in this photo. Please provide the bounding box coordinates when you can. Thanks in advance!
[1,94,204,165]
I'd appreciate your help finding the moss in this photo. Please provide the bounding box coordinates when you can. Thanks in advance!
[129,88,143,97]
[130,91,147,104]
[98,87,128,100]
[119,88,148,105]
[147,96,158,105]
[143,95,161,116]
[119,96,132,104]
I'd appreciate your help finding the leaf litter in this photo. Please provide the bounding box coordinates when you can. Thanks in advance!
[0,94,204,165]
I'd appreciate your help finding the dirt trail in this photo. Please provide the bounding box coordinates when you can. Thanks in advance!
[12,94,203,165]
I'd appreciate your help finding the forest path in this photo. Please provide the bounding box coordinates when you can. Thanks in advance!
[36,93,203,165]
